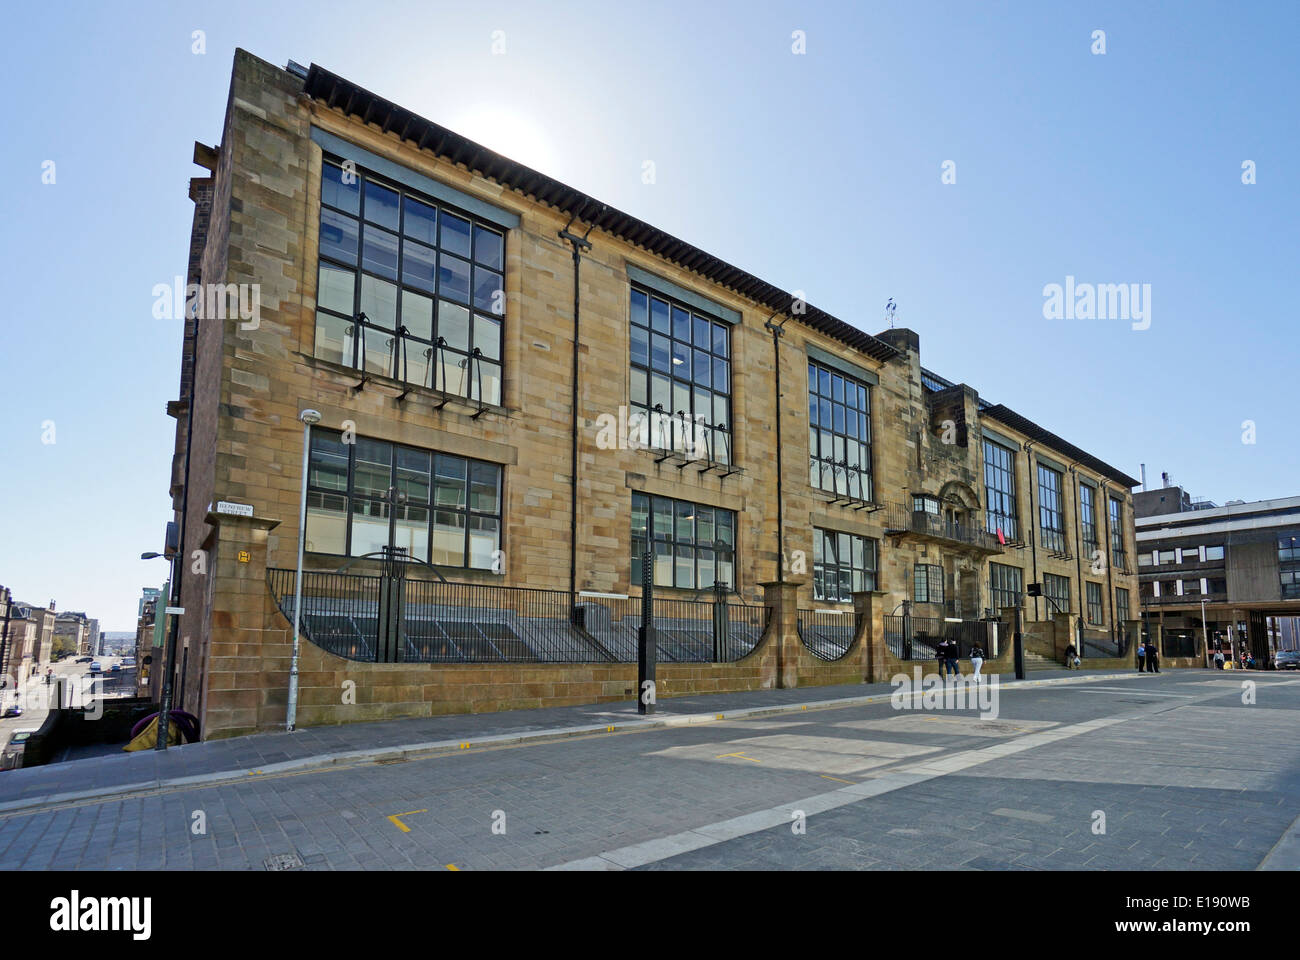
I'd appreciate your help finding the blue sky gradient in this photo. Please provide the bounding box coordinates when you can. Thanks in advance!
[2,0,1296,628]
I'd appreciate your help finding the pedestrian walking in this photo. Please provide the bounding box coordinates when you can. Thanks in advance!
[934,638,948,679]
[1214,649,1225,670]
[945,638,961,679]
[970,642,985,680]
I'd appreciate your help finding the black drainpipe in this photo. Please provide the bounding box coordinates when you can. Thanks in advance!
[1100,480,1117,643]
[1025,442,1040,621]
[559,207,598,604]
[764,314,788,582]
[1068,462,1086,617]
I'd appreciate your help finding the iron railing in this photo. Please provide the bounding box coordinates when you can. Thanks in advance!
[881,502,1003,551]
[267,569,770,664]
[883,615,995,661]
[796,609,858,661]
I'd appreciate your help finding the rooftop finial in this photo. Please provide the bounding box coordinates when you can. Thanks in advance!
[885,298,897,329]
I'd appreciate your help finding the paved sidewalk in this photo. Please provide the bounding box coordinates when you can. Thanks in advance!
[0,667,1154,813]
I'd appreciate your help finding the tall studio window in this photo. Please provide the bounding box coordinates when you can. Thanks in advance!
[1115,587,1131,623]
[1037,464,1066,553]
[631,493,734,590]
[1109,496,1126,569]
[1086,582,1104,624]
[808,361,873,502]
[990,563,1023,612]
[983,439,1018,541]
[305,428,502,569]
[314,159,505,405]
[913,564,944,604]
[1043,573,1070,615]
[628,288,731,464]
[814,528,877,602]
[1079,483,1098,553]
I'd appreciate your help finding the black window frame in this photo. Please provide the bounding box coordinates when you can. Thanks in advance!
[1037,464,1066,553]
[813,528,877,602]
[1115,586,1131,623]
[1043,573,1071,614]
[808,360,873,503]
[1079,483,1098,552]
[1108,496,1126,567]
[631,492,735,591]
[313,157,507,405]
[914,563,944,604]
[628,286,733,465]
[990,562,1023,612]
[1085,581,1104,625]
[305,427,503,571]
[983,439,1018,541]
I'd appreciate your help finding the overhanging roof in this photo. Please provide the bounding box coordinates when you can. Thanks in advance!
[300,63,900,364]
[980,404,1140,490]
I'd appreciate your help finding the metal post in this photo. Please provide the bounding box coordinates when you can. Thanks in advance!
[287,411,320,732]
[1200,597,1209,668]
[1013,605,1026,680]
[637,549,655,715]
[902,599,912,660]
[712,580,729,662]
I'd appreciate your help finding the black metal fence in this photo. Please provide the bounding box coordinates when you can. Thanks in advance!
[796,609,858,661]
[883,615,994,661]
[267,569,770,665]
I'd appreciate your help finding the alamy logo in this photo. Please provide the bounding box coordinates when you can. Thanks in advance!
[890,669,999,719]
[152,276,261,329]
[49,891,151,940]
[1042,276,1151,330]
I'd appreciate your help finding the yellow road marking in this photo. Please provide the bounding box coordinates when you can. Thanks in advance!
[607,725,615,732]
[820,775,853,784]
[459,742,471,749]
[716,713,725,720]
[446,863,460,871]
[387,809,428,833]
[715,751,761,763]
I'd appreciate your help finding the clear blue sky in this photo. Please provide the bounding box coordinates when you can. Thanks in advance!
[2,0,1296,629]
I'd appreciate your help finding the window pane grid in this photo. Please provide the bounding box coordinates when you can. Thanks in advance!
[1037,465,1066,553]
[629,287,732,464]
[316,159,505,404]
[306,427,502,570]
[983,440,1017,540]
[808,361,873,502]
[813,528,876,602]
[632,493,734,590]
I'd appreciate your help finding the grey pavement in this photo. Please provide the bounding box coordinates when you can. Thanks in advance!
[0,666,1140,812]
[0,668,1295,871]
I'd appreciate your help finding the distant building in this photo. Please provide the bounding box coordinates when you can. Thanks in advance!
[1135,482,1300,664]
[1,597,57,679]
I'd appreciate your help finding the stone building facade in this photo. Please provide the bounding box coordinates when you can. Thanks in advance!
[162,50,1140,739]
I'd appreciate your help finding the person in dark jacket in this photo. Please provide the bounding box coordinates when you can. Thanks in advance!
[1146,640,1160,673]
[935,639,951,679]
[945,639,961,679]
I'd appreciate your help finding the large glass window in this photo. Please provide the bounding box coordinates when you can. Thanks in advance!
[315,159,506,405]
[1205,545,1225,561]
[1086,582,1104,624]
[1079,483,1098,552]
[983,440,1018,540]
[1037,464,1066,553]
[628,287,731,464]
[1115,587,1130,623]
[1044,573,1070,614]
[631,493,734,590]
[306,428,502,569]
[913,564,944,604]
[1109,497,1126,569]
[990,563,1023,611]
[808,361,873,502]
[813,528,877,602]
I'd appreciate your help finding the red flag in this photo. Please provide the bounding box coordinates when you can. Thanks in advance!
[997,527,1006,545]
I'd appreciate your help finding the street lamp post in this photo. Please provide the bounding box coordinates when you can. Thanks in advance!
[1200,597,1210,669]
[286,409,321,733]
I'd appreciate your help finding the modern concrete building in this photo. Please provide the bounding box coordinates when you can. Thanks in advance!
[1135,482,1300,666]
[158,51,1141,739]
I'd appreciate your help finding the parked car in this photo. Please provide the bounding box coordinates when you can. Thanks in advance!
[75,656,93,663]
[1274,650,1300,671]
[122,658,136,667]
[2,729,38,768]
[110,664,121,673]
[89,661,103,673]
[1,704,20,719]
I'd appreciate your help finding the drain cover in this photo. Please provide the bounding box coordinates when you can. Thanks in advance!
[264,853,305,871]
